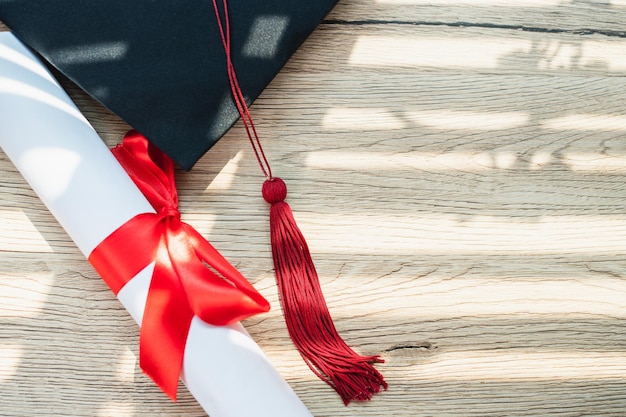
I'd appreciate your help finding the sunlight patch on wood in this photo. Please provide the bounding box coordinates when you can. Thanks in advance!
[307,150,626,173]
[415,351,626,380]
[0,209,53,252]
[362,278,626,318]
[205,150,244,191]
[307,151,503,171]
[350,35,626,73]
[322,107,406,130]
[97,402,135,417]
[321,108,529,132]
[300,213,626,255]
[533,39,626,72]
[580,41,626,72]
[0,272,54,317]
[350,36,532,68]
[529,151,553,170]
[0,344,23,382]
[114,347,137,384]
[543,114,626,132]
[404,110,529,131]
[563,152,626,173]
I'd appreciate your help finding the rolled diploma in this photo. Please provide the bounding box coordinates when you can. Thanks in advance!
[0,32,312,417]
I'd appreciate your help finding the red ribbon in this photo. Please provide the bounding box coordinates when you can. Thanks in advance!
[88,131,270,400]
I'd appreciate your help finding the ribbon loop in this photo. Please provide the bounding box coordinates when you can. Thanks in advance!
[88,131,270,400]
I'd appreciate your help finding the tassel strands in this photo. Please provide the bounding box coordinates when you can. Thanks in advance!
[212,0,387,404]
[262,178,387,404]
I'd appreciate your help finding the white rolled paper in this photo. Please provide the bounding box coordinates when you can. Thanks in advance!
[0,32,312,417]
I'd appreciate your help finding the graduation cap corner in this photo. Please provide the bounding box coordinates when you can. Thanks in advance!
[1,0,337,170]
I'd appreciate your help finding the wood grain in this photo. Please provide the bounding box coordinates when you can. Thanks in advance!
[2,2,626,416]
[328,0,626,33]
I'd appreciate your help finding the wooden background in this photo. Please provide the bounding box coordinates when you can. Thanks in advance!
[2,1,626,415]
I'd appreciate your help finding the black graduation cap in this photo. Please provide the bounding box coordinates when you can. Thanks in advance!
[0,0,337,170]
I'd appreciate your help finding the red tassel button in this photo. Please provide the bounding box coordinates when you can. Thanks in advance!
[262,177,287,204]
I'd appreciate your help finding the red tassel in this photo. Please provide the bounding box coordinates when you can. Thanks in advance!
[262,177,387,405]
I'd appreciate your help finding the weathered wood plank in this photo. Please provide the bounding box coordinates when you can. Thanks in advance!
[328,0,626,34]
[294,24,626,76]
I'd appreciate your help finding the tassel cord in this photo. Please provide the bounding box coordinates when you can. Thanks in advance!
[211,0,272,180]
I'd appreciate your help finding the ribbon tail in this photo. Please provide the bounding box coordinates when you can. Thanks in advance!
[181,223,270,322]
[139,239,195,401]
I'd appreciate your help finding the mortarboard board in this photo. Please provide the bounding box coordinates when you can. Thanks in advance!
[0,0,337,170]
[0,0,387,404]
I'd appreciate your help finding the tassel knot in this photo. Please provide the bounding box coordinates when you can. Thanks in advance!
[262,177,287,204]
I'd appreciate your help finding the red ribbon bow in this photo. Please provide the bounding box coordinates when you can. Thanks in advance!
[88,131,270,400]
